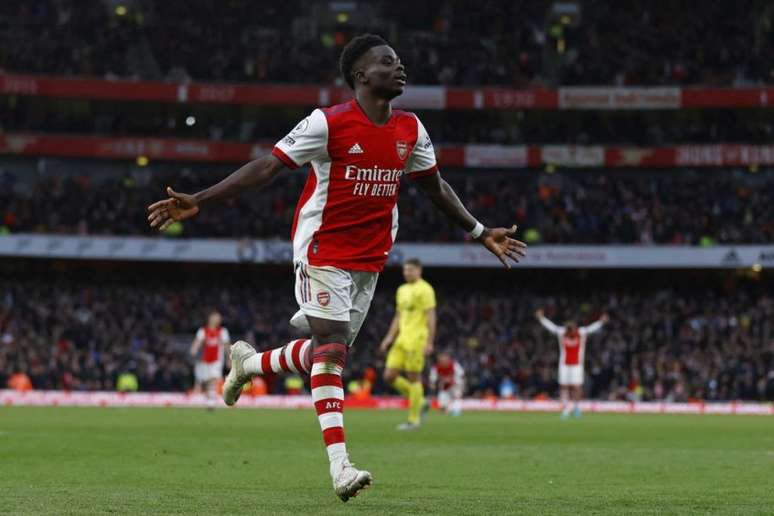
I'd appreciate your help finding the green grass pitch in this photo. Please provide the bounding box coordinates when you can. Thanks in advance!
[1,407,772,515]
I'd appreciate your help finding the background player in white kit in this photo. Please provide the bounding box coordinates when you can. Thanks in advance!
[536,309,608,419]
[429,352,464,416]
[190,311,230,409]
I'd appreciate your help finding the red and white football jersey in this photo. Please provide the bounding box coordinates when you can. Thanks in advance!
[538,316,604,367]
[272,100,438,272]
[430,360,465,391]
[560,332,584,366]
[196,326,230,364]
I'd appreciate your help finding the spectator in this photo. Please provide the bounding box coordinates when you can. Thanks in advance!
[1,269,771,401]
[2,165,771,245]
[1,0,771,87]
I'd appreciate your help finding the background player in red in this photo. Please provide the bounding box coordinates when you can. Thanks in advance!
[536,308,609,419]
[147,34,527,502]
[429,351,465,417]
[189,311,230,410]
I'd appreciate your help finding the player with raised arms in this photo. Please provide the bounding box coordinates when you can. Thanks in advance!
[147,34,527,502]
[536,308,608,419]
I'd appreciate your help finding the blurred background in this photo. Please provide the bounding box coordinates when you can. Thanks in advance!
[1,0,773,403]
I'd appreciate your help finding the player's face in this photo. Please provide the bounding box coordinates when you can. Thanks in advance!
[208,313,221,327]
[356,45,406,100]
[439,353,451,366]
[403,263,421,282]
[566,321,577,332]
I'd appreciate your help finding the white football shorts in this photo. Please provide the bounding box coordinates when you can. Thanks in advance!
[195,361,223,383]
[558,365,584,386]
[290,262,378,346]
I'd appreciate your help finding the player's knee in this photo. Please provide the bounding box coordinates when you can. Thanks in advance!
[312,342,348,368]
[315,333,349,346]
[308,317,350,347]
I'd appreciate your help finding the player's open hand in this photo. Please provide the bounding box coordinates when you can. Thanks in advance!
[478,224,527,269]
[147,187,200,231]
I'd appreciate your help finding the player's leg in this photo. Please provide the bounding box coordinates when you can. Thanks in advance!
[305,316,354,476]
[224,263,328,404]
[204,377,217,410]
[396,349,426,429]
[227,327,351,476]
[242,339,313,375]
[572,385,582,418]
[223,338,312,405]
[193,362,204,394]
[437,388,451,412]
[405,369,424,426]
[558,365,571,418]
[346,270,379,347]
[307,268,378,501]
[207,361,225,409]
[383,349,412,398]
[225,264,370,501]
[559,385,571,419]
[449,383,463,416]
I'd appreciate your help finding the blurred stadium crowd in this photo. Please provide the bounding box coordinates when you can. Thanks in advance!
[1,269,772,401]
[1,0,773,406]
[1,0,772,87]
[4,98,774,146]
[2,165,772,245]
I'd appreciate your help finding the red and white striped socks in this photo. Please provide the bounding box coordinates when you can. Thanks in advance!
[241,338,348,463]
[311,343,348,463]
[243,338,312,375]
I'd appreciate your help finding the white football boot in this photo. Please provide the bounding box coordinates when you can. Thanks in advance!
[331,456,373,502]
[222,340,257,406]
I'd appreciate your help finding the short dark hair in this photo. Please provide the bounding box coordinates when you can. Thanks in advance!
[404,258,422,268]
[339,33,388,89]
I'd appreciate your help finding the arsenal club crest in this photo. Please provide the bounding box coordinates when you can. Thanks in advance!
[396,140,408,160]
[317,291,331,306]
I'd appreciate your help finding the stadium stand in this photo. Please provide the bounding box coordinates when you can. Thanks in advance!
[1,1,773,407]
[3,97,774,145]
[1,265,772,401]
[3,3,773,513]
[2,163,772,244]
[1,1,772,86]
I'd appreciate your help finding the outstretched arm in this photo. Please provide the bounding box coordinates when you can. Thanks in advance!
[147,155,286,231]
[413,172,527,268]
[581,313,609,335]
[424,308,437,356]
[535,309,563,335]
[148,107,327,230]
[194,155,286,207]
[379,312,400,355]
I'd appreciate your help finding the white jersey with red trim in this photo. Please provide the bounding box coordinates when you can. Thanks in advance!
[272,100,437,272]
[538,316,604,366]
